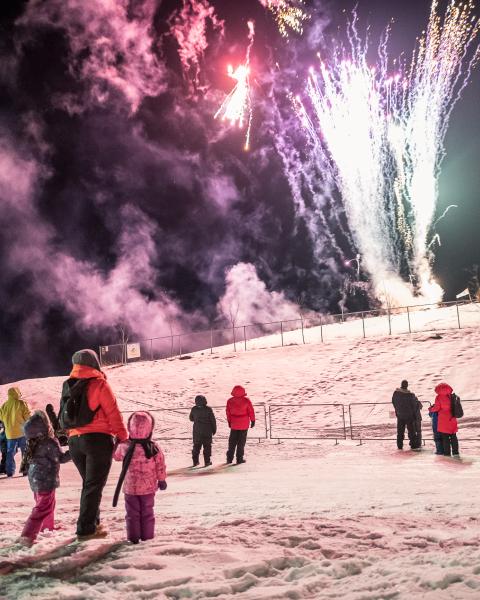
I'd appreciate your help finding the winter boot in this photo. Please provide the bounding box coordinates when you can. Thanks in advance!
[77,524,108,542]
[236,458,246,465]
[204,461,212,467]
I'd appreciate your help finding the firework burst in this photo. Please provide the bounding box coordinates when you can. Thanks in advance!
[215,21,255,150]
[259,0,309,38]
[296,0,480,306]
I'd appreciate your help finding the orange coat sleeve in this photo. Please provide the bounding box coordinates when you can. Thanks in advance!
[93,380,128,441]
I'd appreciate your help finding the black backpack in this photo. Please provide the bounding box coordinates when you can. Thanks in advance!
[58,378,99,429]
[450,393,464,419]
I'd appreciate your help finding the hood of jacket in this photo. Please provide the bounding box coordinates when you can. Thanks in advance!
[435,382,453,396]
[7,387,22,403]
[24,412,50,439]
[231,385,246,398]
[69,364,105,380]
[72,349,102,371]
[195,395,207,407]
[395,388,412,394]
[128,411,154,439]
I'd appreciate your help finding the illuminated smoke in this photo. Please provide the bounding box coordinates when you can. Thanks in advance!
[214,21,255,150]
[296,0,480,306]
[19,0,166,114]
[169,0,224,92]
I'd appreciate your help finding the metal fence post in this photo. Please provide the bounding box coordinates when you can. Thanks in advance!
[407,306,411,333]
[210,329,213,354]
[456,302,461,329]
[361,312,365,338]
[301,317,305,344]
[264,404,268,439]
[280,321,284,347]
[387,308,392,335]
[348,404,353,439]
[150,338,153,361]
[268,405,273,439]
[244,325,247,351]
[179,334,182,358]
[233,327,237,352]
[320,316,323,343]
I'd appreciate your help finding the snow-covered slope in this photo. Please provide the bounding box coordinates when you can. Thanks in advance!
[1,314,480,599]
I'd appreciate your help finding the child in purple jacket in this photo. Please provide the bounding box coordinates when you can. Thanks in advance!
[113,411,167,544]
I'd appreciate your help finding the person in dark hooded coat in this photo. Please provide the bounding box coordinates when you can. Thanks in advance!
[20,411,71,544]
[392,380,421,451]
[189,395,217,466]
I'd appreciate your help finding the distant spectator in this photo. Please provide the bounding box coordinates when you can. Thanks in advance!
[392,380,421,451]
[0,387,31,476]
[0,420,7,474]
[63,349,128,540]
[113,411,167,544]
[414,397,423,449]
[189,395,217,467]
[429,382,459,457]
[20,411,71,545]
[226,386,255,465]
[45,403,68,446]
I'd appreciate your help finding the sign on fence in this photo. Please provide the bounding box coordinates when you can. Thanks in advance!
[127,343,141,360]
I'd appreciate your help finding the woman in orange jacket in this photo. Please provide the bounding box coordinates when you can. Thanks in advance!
[66,349,128,540]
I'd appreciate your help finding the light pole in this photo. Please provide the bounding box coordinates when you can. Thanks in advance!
[344,253,361,280]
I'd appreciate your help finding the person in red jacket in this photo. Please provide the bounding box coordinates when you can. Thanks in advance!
[226,385,255,464]
[67,349,128,539]
[429,382,459,457]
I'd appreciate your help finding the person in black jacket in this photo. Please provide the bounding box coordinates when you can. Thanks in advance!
[189,395,216,467]
[392,380,421,451]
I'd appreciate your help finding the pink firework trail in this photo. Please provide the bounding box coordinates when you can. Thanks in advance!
[214,21,255,150]
[169,0,224,91]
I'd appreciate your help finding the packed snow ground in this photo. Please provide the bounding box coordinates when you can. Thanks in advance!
[1,310,480,599]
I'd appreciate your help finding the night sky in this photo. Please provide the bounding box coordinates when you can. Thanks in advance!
[0,0,479,383]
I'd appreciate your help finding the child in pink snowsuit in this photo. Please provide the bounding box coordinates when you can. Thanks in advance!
[113,411,167,544]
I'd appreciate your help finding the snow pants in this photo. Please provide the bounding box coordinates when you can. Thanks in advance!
[69,433,114,536]
[441,433,459,457]
[6,436,26,476]
[22,490,56,541]
[396,419,418,449]
[227,429,248,463]
[430,413,444,454]
[124,493,155,543]
[192,435,212,465]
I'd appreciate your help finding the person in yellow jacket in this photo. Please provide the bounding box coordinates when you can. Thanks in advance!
[0,387,31,477]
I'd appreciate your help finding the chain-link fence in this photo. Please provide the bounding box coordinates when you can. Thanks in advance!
[99,299,480,367]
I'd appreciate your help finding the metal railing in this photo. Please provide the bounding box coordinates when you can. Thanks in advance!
[348,400,480,443]
[122,400,479,444]
[269,404,347,442]
[121,404,268,441]
[99,299,480,367]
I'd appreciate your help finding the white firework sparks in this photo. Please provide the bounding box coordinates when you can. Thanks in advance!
[296,0,480,306]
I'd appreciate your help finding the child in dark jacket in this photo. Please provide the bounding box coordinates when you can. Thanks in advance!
[21,411,71,544]
[189,395,217,467]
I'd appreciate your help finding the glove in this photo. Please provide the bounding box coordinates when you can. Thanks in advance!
[158,480,167,491]
[250,421,255,428]
[228,421,231,428]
